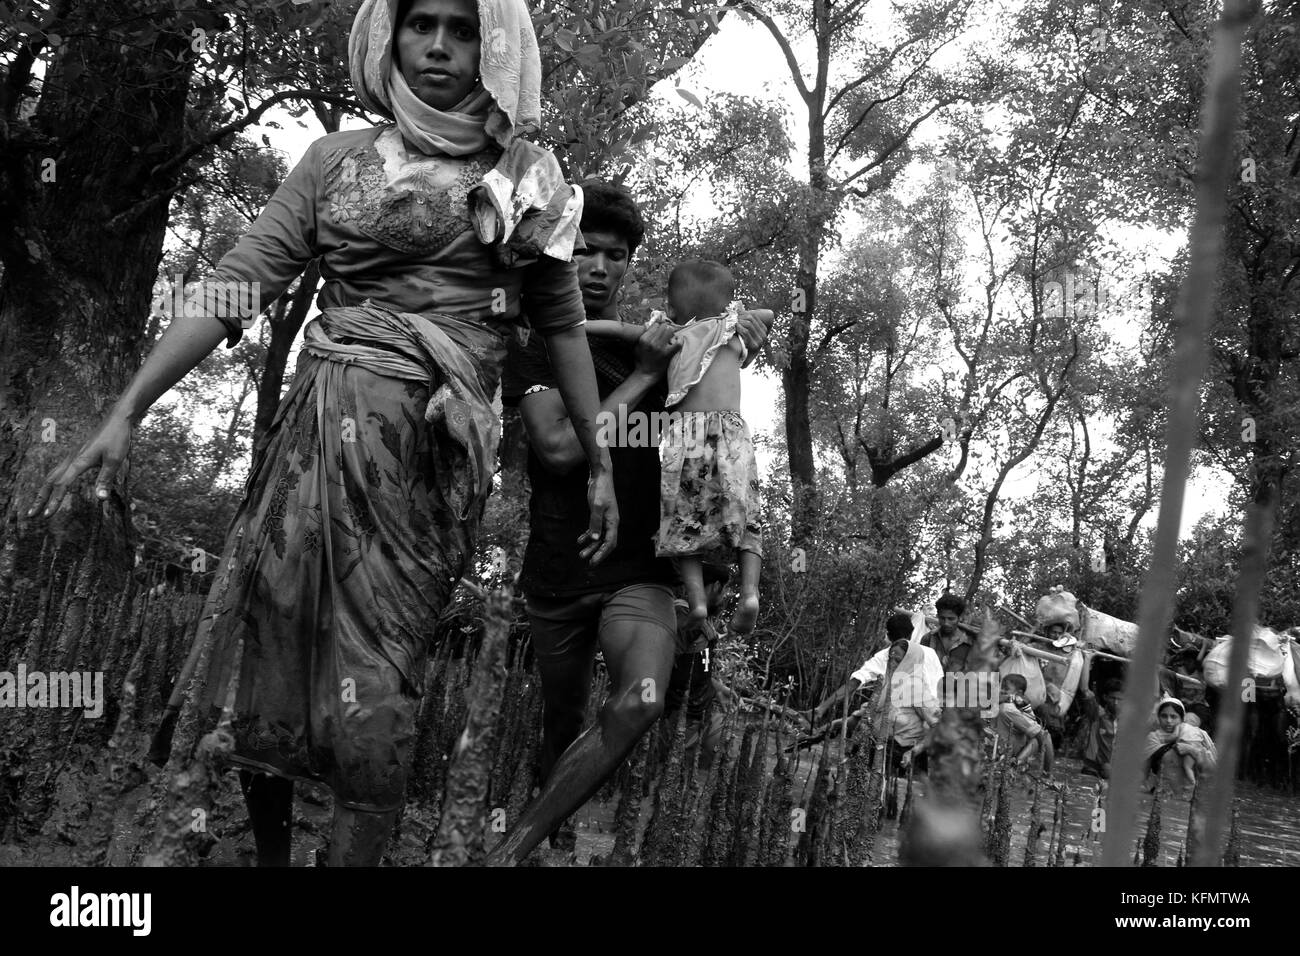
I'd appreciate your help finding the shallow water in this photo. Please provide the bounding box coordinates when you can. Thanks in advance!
[823,752,1300,867]
[12,737,1288,867]
[553,740,1300,867]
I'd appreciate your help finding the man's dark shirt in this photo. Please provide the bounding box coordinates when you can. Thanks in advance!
[501,329,676,598]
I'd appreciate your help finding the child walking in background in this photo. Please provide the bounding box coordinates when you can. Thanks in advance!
[991,672,1053,771]
[585,260,768,633]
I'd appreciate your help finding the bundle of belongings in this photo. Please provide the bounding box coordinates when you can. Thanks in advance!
[1202,626,1300,708]
[1035,585,1139,656]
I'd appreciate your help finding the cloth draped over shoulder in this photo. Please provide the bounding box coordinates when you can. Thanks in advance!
[848,639,942,747]
[851,640,944,713]
[348,0,583,267]
[302,304,504,521]
[1143,697,1218,775]
[1143,724,1218,774]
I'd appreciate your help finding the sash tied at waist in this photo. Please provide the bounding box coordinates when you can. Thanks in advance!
[301,304,507,522]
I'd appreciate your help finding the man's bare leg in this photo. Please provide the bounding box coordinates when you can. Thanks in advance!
[534,639,599,848]
[536,642,599,782]
[326,805,400,867]
[484,619,675,866]
[731,549,761,634]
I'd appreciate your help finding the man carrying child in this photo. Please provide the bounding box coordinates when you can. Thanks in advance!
[488,183,771,864]
[584,259,768,634]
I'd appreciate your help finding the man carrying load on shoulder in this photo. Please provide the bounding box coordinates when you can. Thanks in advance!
[921,593,977,676]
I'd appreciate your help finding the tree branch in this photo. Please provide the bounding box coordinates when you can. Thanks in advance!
[838,96,961,187]
[812,316,858,359]
[740,2,812,103]
[829,34,958,161]
[868,434,944,486]
[149,89,362,181]
[823,32,933,119]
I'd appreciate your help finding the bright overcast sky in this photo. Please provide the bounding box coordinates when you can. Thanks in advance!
[227,6,1227,541]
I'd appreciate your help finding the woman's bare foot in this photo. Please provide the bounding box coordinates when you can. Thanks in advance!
[731,592,759,633]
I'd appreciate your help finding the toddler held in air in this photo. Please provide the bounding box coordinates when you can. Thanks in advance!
[586,260,765,633]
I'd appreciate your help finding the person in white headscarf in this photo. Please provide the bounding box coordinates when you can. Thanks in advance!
[349,0,585,262]
[31,0,615,867]
[1144,695,1218,789]
[804,613,943,762]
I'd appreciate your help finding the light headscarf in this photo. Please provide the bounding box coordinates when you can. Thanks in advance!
[349,0,542,156]
[884,637,943,714]
[1153,695,1186,722]
[348,0,583,266]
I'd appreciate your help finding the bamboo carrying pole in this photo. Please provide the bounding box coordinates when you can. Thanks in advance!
[1002,602,1212,652]
[1006,629,1205,688]
[910,610,1072,668]
[1003,638,1069,667]
[906,612,1208,696]
[1101,0,1254,867]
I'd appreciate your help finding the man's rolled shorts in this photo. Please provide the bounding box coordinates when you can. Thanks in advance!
[526,583,677,664]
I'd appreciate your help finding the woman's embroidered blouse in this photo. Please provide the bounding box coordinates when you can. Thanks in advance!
[205,126,584,346]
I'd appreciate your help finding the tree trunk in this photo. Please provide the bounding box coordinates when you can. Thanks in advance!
[782,322,817,539]
[784,204,820,538]
[966,338,1078,602]
[1,13,197,602]
[868,435,944,487]
[966,418,1054,602]
[251,102,340,449]
[779,0,835,544]
[1100,0,1252,865]
[252,260,319,448]
[1071,411,1091,551]
[206,373,255,493]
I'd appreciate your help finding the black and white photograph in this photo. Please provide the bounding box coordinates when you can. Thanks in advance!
[0,0,1295,932]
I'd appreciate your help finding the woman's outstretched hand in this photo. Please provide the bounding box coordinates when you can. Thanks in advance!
[26,410,133,518]
[578,466,618,565]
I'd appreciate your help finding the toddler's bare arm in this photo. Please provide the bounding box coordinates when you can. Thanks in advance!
[584,320,646,346]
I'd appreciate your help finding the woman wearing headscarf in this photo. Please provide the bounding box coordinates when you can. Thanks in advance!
[29,0,615,866]
[812,612,943,764]
[1144,696,1218,789]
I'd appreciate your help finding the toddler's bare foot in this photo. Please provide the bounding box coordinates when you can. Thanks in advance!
[731,593,759,634]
